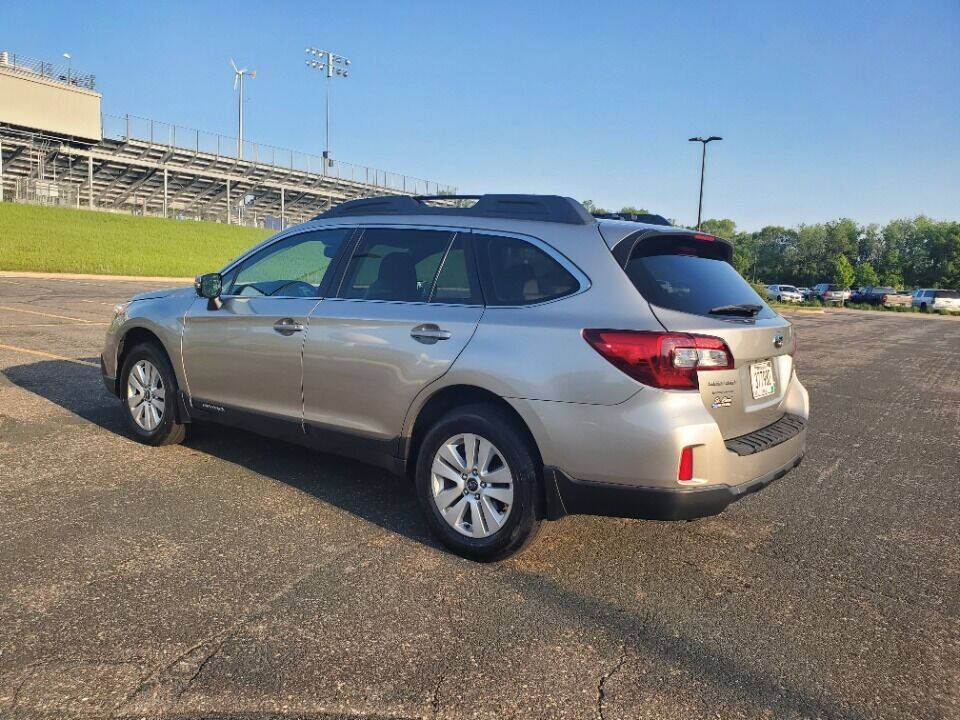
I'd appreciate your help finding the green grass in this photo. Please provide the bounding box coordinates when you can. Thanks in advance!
[0,203,273,277]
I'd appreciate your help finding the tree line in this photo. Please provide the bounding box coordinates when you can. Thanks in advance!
[581,201,960,290]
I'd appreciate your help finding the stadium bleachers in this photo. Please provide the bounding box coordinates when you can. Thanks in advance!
[0,53,455,228]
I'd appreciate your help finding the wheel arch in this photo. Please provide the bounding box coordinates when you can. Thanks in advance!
[115,326,178,399]
[404,385,543,478]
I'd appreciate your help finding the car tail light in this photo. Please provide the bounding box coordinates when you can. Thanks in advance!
[582,329,734,390]
[678,446,694,482]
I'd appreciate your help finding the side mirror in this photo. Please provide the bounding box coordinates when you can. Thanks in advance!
[195,272,223,299]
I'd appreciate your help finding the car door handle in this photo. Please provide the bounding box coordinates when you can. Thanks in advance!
[273,318,305,335]
[410,323,452,344]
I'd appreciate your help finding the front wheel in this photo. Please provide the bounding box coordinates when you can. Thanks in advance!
[415,404,541,562]
[119,342,186,446]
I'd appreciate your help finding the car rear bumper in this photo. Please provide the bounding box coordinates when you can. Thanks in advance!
[545,450,803,521]
[511,370,809,520]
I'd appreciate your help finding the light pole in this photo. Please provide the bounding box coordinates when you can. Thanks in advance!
[231,59,256,159]
[688,136,722,230]
[62,53,71,83]
[305,47,351,167]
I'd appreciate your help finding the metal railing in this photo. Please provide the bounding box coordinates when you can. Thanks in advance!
[14,178,81,207]
[101,112,455,196]
[0,50,96,90]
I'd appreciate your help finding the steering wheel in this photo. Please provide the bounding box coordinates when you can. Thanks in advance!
[268,280,316,297]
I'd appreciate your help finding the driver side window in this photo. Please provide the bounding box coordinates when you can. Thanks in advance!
[228,228,351,298]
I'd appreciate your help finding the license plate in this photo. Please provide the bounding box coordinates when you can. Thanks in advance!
[750,360,776,399]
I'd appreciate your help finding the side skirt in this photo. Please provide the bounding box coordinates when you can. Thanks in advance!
[187,396,405,475]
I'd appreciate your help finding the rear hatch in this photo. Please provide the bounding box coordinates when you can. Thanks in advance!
[618,232,795,439]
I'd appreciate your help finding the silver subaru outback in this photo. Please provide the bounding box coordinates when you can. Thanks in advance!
[102,195,808,561]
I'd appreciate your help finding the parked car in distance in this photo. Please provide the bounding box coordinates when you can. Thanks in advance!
[812,283,848,303]
[913,288,960,312]
[765,284,803,303]
[100,194,808,561]
[795,286,813,299]
[853,287,913,307]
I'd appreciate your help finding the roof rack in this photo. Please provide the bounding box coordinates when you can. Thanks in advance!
[591,212,672,226]
[314,194,596,225]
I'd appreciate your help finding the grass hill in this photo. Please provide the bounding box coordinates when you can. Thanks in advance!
[0,203,273,277]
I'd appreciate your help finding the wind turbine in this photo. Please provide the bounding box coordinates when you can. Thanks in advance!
[231,59,256,159]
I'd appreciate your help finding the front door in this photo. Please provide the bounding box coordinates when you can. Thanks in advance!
[182,227,351,422]
[303,228,483,449]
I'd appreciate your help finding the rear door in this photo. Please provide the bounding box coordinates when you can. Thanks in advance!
[302,227,484,446]
[620,233,795,438]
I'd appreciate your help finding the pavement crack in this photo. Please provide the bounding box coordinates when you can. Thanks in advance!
[431,671,444,717]
[112,564,319,715]
[596,650,627,720]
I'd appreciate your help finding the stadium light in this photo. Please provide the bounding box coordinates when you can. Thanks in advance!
[688,136,722,229]
[231,59,256,160]
[305,47,352,165]
[63,52,71,82]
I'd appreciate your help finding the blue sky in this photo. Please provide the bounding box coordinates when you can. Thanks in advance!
[4,0,957,230]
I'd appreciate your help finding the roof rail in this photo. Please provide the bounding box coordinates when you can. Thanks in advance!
[591,211,672,226]
[314,194,596,225]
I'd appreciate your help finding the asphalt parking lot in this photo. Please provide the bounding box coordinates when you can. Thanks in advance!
[1,276,958,720]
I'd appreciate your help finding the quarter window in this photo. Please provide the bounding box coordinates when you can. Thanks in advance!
[473,234,579,306]
[338,228,454,302]
[228,228,350,298]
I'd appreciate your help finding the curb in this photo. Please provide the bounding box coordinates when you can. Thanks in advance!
[0,270,193,283]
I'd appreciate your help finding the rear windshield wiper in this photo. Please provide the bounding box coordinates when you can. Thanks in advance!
[709,303,763,317]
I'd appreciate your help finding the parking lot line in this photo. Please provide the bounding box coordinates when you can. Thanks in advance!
[0,305,101,324]
[0,343,98,367]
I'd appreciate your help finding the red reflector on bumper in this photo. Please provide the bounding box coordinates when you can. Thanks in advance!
[678,446,694,482]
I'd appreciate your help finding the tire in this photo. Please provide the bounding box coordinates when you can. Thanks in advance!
[920,303,928,313]
[415,403,541,562]
[776,295,782,302]
[119,342,186,446]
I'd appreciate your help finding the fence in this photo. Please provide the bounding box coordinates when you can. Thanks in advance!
[0,50,96,90]
[101,113,455,196]
[15,178,81,208]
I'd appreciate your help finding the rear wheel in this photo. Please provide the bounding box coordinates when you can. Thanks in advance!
[120,342,186,446]
[415,404,541,561]
[920,302,928,313]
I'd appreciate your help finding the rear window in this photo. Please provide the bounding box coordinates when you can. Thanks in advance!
[935,290,960,299]
[624,237,773,318]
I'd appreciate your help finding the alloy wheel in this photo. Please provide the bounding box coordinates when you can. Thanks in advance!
[431,433,514,539]
[127,359,165,431]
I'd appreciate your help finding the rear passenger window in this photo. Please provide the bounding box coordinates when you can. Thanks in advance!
[338,228,453,302]
[431,236,482,304]
[473,234,579,306]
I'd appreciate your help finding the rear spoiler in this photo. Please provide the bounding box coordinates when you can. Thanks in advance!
[611,229,735,267]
